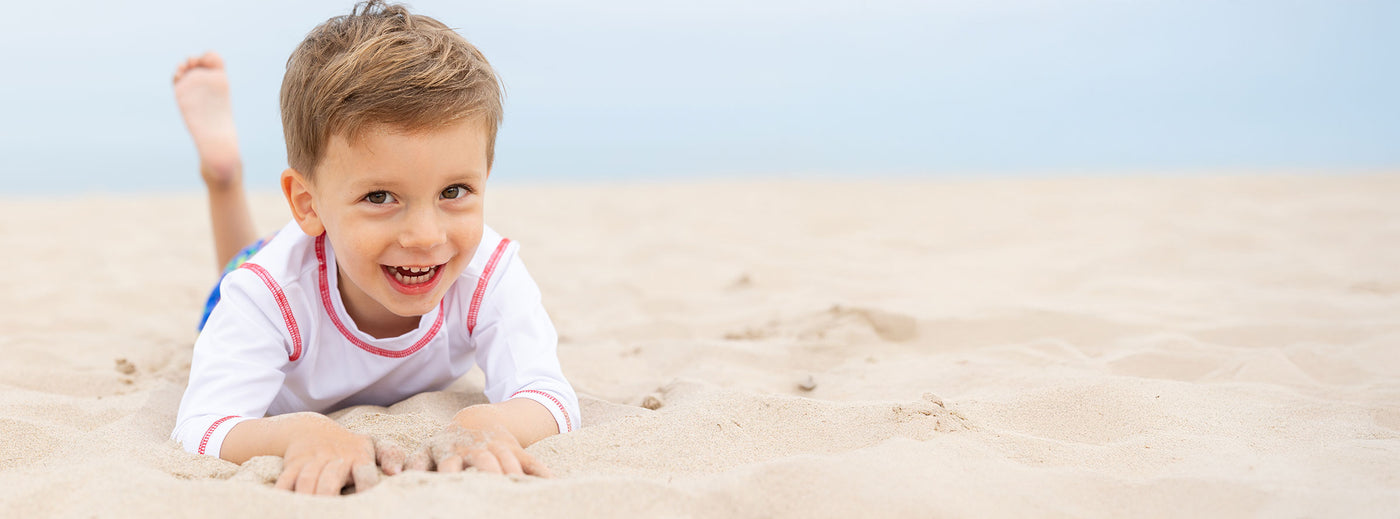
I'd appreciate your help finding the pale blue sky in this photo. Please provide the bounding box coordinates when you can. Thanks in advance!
[1,0,1396,193]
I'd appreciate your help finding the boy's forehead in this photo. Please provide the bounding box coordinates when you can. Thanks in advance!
[318,121,489,182]
[337,119,491,148]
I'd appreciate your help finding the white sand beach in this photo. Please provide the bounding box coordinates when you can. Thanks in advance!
[0,174,1397,517]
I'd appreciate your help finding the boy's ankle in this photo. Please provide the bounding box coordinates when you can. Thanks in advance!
[201,162,244,191]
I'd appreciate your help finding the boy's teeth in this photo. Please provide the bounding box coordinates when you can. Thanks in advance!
[391,265,436,285]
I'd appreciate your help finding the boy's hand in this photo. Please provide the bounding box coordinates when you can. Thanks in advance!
[408,410,552,477]
[271,413,396,495]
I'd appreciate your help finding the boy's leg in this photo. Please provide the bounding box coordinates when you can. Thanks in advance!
[173,51,258,272]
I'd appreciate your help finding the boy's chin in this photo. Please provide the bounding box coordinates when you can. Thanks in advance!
[380,295,444,317]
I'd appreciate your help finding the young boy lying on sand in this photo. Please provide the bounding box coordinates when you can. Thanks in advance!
[169,0,578,495]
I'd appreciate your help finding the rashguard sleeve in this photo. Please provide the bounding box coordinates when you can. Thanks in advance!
[472,252,580,434]
[171,268,293,457]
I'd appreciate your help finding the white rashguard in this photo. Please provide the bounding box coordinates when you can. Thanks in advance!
[172,221,578,457]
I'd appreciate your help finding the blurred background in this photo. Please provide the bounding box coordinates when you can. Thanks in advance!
[1,0,1396,193]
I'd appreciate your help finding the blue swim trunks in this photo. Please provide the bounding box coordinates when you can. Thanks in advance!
[197,234,275,331]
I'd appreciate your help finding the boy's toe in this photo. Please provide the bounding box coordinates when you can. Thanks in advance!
[199,51,225,68]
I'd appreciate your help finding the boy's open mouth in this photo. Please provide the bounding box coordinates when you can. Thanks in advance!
[381,264,445,290]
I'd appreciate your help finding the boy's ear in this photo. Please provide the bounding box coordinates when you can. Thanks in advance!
[281,168,325,237]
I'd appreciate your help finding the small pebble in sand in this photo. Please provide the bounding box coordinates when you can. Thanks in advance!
[114,358,136,375]
[729,273,754,289]
[641,394,665,410]
[799,375,817,391]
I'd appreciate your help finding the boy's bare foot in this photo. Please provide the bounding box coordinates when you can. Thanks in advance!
[174,51,243,189]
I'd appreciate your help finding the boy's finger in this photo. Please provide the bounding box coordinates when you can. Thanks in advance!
[490,445,524,476]
[373,438,406,475]
[407,448,433,472]
[438,454,465,473]
[518,452,553,478]
[315,460,350,496]
[466,449,503,475]
[295,461,326,495]
[317,461,352,498]
[351,463,380,493]
[275,463,301,491]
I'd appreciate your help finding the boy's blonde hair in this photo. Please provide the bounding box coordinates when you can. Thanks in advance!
[280,0,503,177]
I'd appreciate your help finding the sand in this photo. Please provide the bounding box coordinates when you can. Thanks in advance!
[0,175,1397,517]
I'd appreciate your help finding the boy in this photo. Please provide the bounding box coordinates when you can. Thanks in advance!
[170,1,578,495]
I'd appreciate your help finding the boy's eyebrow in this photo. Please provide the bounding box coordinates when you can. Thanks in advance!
[346,170,486,191]
[448,171,486,185]
[443,166,489,182]
[345,176,396,192]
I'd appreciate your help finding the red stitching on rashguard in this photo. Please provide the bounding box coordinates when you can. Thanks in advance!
[512,389,572,432]
[315,235,443,358]
[239,264,302,361]
[198,415,238,455]
[467,239,512,335]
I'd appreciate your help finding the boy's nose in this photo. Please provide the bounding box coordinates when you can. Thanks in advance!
[398,208,447,249]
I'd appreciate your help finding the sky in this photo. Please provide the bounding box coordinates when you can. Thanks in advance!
[0,0,1396,193]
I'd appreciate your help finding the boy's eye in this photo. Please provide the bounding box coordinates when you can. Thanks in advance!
[441,185,469,199]
[365,191,395,204]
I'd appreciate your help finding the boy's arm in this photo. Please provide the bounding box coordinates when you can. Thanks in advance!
[172,270,292,458]
[471,253,579,437]
[174,270,394,494]
[452,397,560,449]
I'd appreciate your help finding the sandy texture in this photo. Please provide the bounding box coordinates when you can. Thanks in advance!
[1,175,1397,517]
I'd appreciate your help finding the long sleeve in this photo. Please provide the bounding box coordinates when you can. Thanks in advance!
[172,268,295,456]
[471,251,579,434]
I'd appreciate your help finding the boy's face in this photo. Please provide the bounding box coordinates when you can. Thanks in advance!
[284,120,490,332]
